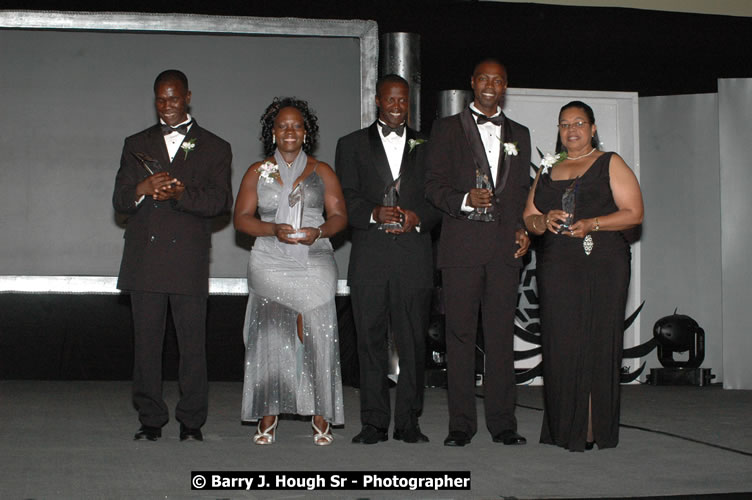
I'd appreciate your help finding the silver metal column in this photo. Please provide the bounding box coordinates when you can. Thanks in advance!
[437,90,473,118]
[379,32,421,130]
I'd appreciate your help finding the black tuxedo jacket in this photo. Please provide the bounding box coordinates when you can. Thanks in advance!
[336,122,439,287]
[113,121,233,296]
[424,108,531,269]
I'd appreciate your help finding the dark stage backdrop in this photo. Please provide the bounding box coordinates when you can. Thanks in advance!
[0,294,360,384]
[0,26,363,279]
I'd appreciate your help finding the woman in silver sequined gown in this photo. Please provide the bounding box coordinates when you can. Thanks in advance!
[233,98,347,445]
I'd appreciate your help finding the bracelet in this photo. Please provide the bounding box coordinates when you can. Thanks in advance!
[315,227,323,241]
[593,217,600,232]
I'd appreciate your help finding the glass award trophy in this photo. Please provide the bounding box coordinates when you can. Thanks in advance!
[131,152,165,175]
[559,178,578,233]
[378,178,403,231]
[287,182,306,238]
[467,169,494,222]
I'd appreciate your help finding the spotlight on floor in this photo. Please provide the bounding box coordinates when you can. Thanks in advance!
[647,310,714,386]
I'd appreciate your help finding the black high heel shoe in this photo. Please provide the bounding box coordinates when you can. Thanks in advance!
[585,441,594,450]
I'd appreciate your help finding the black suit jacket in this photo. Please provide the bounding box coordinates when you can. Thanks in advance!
[336,123,439,287]
[113,122,233,296]
[424,108,531,269]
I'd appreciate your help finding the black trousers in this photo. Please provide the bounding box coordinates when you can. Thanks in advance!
[351,281,431,431]
[442,260,519,437]
[130,291,208,429]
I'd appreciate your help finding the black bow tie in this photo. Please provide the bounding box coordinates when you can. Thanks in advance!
[472,111,503,126]
[380,122,405,137]
[161,121,192,136]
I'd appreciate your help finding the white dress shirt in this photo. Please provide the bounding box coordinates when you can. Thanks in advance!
[371,121,418,230]
[162,114,194,162]
[378,119,406,180]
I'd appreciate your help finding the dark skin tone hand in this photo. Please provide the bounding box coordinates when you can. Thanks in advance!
[514,228,530,259]
[543,209,570,234]
[135,172,184,201]
[154,180,184,201]
[394,208,419,233]
[372,205,402,224]
[371,206,420,233]
[468,187,493,208]
[274,224,323,246]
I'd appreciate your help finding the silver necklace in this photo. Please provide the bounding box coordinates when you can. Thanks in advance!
[566,148,596,161]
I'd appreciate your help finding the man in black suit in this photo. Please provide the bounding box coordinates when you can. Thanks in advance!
[336,74,439,444]
[424,59,531,447]
[113,70,232,442]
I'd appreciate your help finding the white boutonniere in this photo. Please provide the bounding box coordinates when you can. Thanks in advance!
[257,161,280,184]
[180,138,196,160]
[408,138,427,153]
[539,151,568,174]
[503,142,518,156]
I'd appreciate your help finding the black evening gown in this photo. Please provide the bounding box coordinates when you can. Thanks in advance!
[534,152,631,451]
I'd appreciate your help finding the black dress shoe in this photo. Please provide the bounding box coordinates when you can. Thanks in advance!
[134,425,161,441]
[443,431,471,447]
[351,424,388,444]
[180,425,203,442]
[492,429,527,445]
[393,425,429,443]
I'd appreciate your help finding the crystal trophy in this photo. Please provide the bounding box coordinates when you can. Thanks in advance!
[378,178,403,231]
[467,169,495,222]
[287,182,306,238]
[131,152,165,175]
[559,178,577,233]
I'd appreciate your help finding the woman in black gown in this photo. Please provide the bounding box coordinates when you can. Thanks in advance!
[523,101,643,451]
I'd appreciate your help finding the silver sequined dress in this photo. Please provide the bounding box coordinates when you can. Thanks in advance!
[241,170,344,425]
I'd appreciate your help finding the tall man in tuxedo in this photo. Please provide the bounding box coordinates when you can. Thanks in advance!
[424,59,531,447]
[336,74,439,444]
[113,70,233,442]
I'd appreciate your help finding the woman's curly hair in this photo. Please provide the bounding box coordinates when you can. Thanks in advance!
[260,97,319,157]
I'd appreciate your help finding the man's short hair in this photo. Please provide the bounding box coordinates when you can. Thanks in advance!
[376,74,409,96]
[472,58,506,75]
[154,70,189,92]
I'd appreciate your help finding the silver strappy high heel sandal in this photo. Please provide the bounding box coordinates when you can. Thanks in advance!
[312,417,333,446]
[253,416,278,445]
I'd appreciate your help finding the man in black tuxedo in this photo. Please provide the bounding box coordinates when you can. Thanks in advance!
[113,70,232,442]
[336,74,439,444]
[424,59,531,447]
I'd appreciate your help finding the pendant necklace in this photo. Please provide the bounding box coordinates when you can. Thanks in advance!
[567,148,596,161]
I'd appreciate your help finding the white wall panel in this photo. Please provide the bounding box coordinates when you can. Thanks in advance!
[639,93,723,382]
[719,78,752,389]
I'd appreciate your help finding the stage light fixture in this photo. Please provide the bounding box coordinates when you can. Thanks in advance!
[653,311,705,368]
[648,310,714,386]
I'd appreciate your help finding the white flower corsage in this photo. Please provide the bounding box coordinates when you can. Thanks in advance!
[408,138,427,153]
[539,151,568,174]
[503,142,518,156]
[180,138,196,160]
[257,161,280,183]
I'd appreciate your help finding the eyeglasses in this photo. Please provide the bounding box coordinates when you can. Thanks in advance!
[558,121,590,130]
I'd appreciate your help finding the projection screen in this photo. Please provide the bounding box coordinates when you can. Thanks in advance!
[0,11,377,293]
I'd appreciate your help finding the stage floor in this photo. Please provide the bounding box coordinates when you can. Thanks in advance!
[2,381,751,499]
